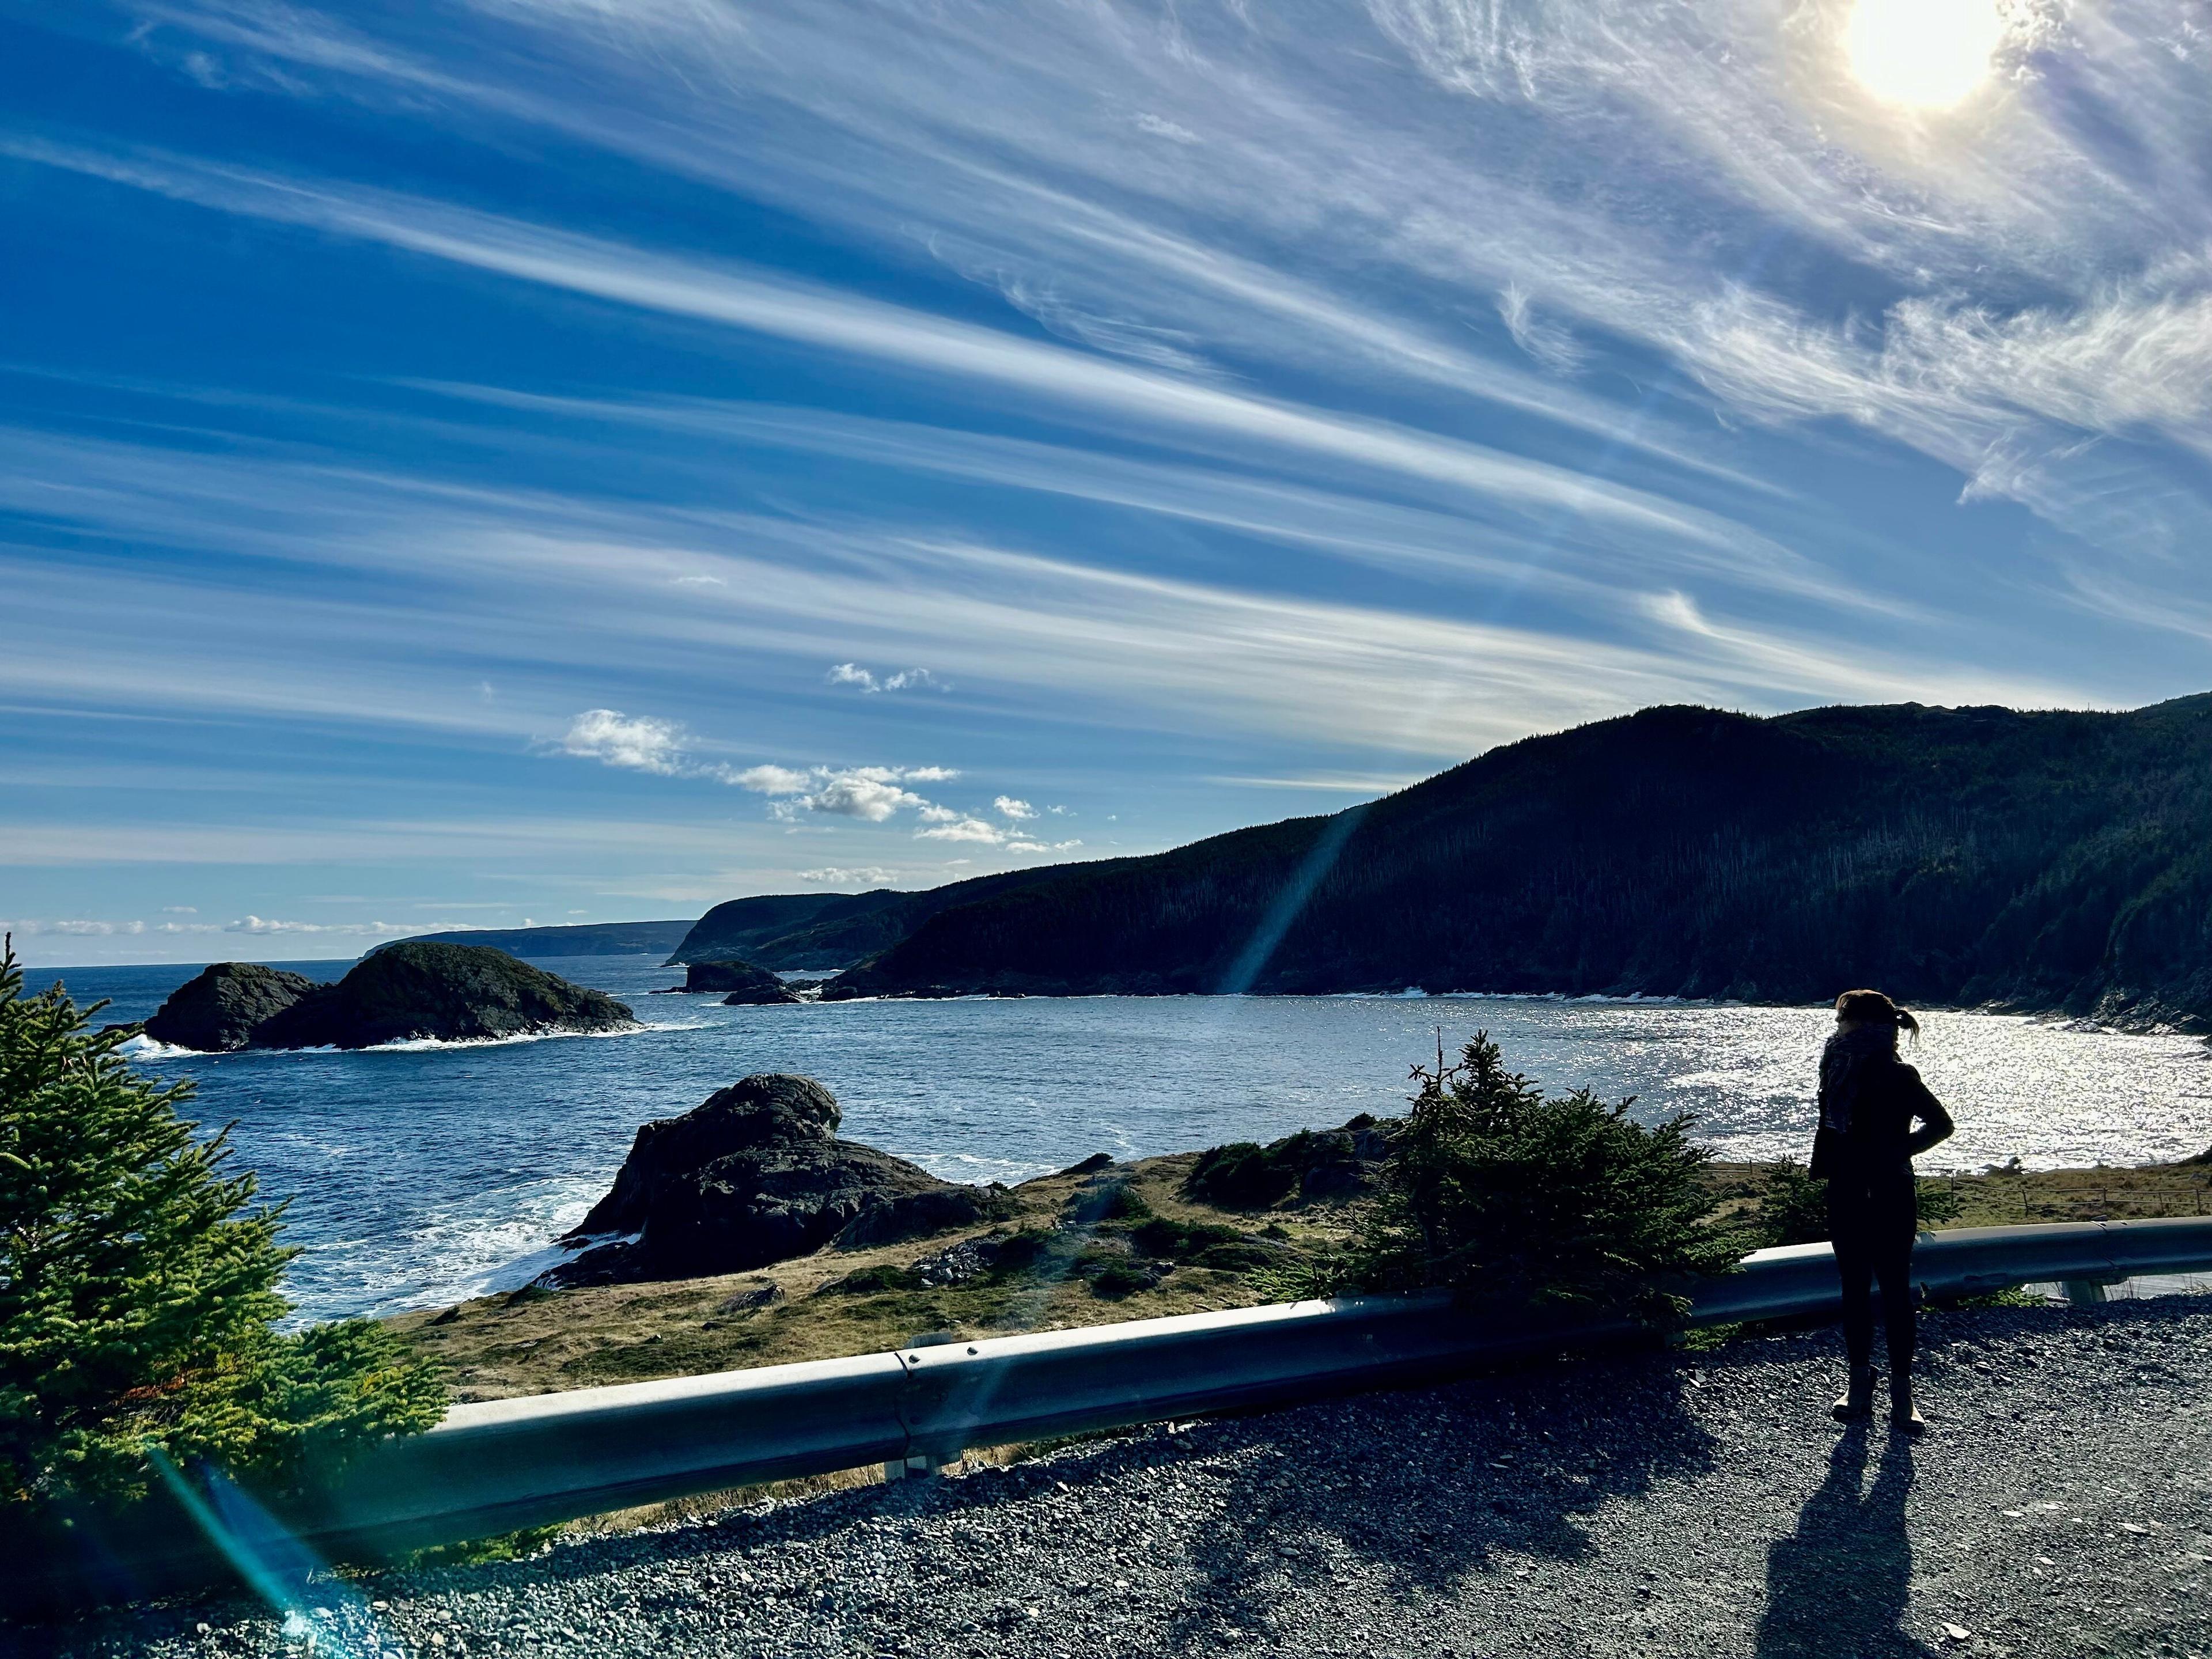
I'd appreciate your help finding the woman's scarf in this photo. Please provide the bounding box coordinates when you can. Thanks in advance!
[1818,1024,1896,1137]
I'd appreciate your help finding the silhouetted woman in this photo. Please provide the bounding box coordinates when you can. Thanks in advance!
[1812,988,1953,1435]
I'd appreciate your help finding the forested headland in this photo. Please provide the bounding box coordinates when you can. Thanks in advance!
[825,696,2212,1029]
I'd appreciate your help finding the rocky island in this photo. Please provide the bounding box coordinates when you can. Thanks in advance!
[658,957,800,1004]
[143,942,636,1051]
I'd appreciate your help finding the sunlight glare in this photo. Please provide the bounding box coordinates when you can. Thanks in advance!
[1844,0,2005,108]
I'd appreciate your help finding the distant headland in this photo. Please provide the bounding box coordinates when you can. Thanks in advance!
[385,695,2212,1032]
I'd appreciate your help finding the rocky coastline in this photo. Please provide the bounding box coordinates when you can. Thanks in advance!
[547,1077,1393,1294]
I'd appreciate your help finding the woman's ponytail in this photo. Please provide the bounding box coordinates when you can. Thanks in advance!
[1835,987,1918,1043]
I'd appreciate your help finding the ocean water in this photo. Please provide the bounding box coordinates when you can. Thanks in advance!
[34,955,2212,1325]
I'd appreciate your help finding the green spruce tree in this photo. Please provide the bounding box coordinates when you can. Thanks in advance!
[0,937,443,1546]
[1352,1031,1742,1318]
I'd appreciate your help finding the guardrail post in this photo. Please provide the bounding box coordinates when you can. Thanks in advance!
[2061,1279,2109,1304]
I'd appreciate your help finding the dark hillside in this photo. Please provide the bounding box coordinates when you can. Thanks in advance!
[674,866,1125,968]
[667,892,900,964]
[376,919,694,959]
[828,697,2212,1029]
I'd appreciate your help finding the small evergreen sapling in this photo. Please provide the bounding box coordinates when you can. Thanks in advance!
[1754,1158,1964,1246]
[0,938,443,1554]
[1350,1031,1740,1319]
[1758,1158,1834,1247]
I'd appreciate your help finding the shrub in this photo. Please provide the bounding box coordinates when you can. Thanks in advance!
[1086,1261,1155,1299]
[1755,1160,1964,1247]
[1065,1179,1151,1225]
[821,1264,923,1296]
[1249,1245,1353,1304]
[1914,1176,1963,1229]
[1757,1158,1832,1247]
[1129,1216,1242,1261]
[1347,1031,1739,1320]
[1192,1243,1277,1273]
[0,941,444,1558]
[980,1229,1052,1279]
[1181,1142,1298,1210]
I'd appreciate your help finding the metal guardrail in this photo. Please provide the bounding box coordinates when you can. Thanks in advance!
[278,1216,2212,1560]
[16,1217,2207,1613]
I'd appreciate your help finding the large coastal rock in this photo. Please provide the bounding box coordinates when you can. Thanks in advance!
[142,943,635,1051]
[683,957,799,1003]
[549,1074,1009,1285]
[142,963,319,1052]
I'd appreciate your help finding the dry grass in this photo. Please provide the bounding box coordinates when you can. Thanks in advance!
[387,1150,1358,1404]
[1702,1156,2212,1231]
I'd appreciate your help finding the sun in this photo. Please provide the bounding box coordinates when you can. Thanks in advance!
[1843,0,2006,109]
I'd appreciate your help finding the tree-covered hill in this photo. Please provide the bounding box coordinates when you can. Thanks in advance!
[827,696,2212,1029]
[373,918,695,959]
[671,866,1124,967]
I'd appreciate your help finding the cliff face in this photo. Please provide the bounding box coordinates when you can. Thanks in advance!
[828,696,2212,1029]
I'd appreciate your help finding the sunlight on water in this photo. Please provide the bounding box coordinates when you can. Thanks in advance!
[50,956,2212,1323]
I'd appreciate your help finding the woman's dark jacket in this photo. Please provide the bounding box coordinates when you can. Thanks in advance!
[1809,1025,1955,1182]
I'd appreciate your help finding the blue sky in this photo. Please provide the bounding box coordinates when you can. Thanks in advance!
[5,0,2210,964]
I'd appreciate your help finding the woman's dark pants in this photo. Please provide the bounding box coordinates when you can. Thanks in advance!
[1828,1169,1918,1376]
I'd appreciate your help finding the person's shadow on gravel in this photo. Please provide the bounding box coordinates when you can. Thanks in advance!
[1756,1426,1931,1659]
[1160,1349,1717,1652]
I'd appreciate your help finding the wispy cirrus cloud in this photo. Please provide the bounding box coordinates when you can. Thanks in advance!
[12,0,2212,946]
[169,0,2208,613]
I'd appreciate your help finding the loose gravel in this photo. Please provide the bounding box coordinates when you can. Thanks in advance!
[22,1297,2212,1659]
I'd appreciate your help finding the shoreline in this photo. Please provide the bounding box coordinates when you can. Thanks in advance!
[58,950,2211,1040]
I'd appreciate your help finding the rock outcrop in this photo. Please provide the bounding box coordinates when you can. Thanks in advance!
[685,957,800,1003]
[548,1074,997,1284]
[1181,1114,1394,1209]
[142,963,319,1051]
[142,943,635,1051]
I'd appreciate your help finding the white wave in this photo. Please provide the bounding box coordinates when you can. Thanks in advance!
[355,1021,653,1053]
[123,1020,665,1060]
[118,1032,210,1059]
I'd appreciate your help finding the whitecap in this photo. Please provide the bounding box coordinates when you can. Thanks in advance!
[358,1022,653,1054]
[119,1033,209,1059]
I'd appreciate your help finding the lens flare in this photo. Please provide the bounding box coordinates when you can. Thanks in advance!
[1844,0,2006,109]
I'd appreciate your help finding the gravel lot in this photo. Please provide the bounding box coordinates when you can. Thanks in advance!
[25,1297,2212,1659]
